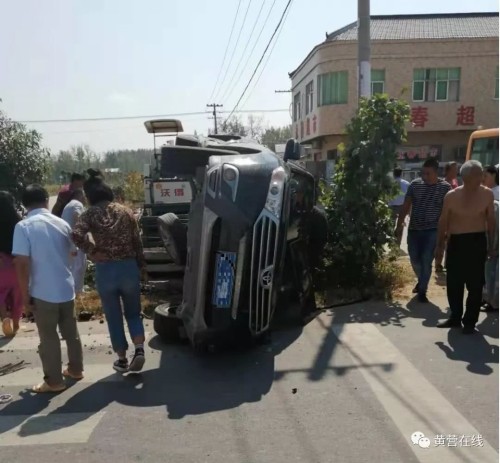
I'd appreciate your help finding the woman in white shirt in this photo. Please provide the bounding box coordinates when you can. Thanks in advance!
[61,189,87,294]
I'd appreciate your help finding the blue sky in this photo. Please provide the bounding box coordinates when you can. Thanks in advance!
[1,0,498,153]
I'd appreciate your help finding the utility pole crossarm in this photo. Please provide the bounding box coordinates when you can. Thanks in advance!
[206,103,223,134]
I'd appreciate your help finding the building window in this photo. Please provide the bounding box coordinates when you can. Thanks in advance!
[305,81,314,114]
[326,149,337,160]
[317,71,348,106]
[412,68,460,102]
[293,92,301,121]
[371,69,385,94]
[495,66,499,100]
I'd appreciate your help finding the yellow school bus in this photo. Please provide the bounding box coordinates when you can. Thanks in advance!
[465,128,499,166]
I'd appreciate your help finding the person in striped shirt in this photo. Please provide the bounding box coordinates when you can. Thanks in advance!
[396,158,451,303]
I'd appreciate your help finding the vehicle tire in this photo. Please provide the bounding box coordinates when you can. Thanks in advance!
[153,303,183,344]
[157,213,187,265]
[308,206,328,268]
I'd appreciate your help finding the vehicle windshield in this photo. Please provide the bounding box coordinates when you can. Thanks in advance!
[470,136,499,166]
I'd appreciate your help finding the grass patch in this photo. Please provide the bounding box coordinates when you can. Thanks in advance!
[75,290,166,320]
[318,254,414,306]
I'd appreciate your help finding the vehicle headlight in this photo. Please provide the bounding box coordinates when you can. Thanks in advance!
[264,167,286,219]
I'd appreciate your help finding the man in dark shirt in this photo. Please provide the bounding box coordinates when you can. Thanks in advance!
[51,173,85,217]
[396,158,452,302]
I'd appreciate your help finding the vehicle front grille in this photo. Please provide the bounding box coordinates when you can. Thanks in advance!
[249,212,279,335]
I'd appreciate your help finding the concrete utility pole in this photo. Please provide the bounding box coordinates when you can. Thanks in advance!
[207,103,223,134]
[358,0,371,102]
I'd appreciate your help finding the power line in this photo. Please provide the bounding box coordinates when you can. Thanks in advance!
[213,0,254,102]
[221,0,278,105]
[207,0,243,103]
[223,0,294,124]
[218,0,267,103]
[240,1,293,110]
[17,108,290,124]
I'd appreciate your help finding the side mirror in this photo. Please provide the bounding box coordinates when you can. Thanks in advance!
[283,138,301,162]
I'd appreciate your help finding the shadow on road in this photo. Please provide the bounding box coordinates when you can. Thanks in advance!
[436,328,498,375]
[0,327,303,437]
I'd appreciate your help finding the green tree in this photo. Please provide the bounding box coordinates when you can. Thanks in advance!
[320,94,410,289]
[261,125,292,152]
[0,106,50,199]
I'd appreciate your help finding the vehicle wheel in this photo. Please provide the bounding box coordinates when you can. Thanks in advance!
[153,303,184,344]
[157,213,187,265]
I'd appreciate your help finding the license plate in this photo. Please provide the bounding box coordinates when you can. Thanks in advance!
[212,252,237,308]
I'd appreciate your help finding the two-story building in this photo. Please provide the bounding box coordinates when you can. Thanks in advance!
[289,12,499,178]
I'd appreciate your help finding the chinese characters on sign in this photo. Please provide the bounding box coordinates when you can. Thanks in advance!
[411,106,429,128]
[161,188,185,197]
[312,115,317,133]
[409,105,476,128]
[306,118,311,136]
[396,145,441,161]
[456,105,475,126]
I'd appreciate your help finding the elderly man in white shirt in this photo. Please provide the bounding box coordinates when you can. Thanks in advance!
[389,167,410,246]
[62,189,87,295]
[13,184,84,393]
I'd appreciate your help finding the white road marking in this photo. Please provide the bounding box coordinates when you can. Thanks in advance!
[0,332,152,351]
[332,323,498,463]
[0,412,105,446]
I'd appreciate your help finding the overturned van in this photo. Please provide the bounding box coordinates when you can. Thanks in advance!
[146,121,327,350]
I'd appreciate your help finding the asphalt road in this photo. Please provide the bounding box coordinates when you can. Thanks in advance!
[0,292,497,463]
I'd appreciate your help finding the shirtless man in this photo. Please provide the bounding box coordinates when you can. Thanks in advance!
[435,160,496,334]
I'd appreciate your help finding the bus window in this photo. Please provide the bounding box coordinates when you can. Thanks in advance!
[470,137,499,166]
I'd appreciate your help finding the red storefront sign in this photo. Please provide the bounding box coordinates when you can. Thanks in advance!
[411,106,429,128]
[456,105,475,126]
[396,145,441,161]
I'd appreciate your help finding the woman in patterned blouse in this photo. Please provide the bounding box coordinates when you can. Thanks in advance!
[72,172,146,373]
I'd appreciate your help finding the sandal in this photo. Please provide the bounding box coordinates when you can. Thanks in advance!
[62,368,84,380]
[32,382,66,393]
[2,318,13,337]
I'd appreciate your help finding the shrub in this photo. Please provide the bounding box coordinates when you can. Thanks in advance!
[320,94,410,290]
[123,171,143,203]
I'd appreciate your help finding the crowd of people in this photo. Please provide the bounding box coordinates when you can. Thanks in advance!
[394,159,499,334]
[0,158,498,392]
[0,170,146,393]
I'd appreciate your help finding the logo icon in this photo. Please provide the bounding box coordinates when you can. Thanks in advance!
[411,432,430,449]
[260,266,273,288]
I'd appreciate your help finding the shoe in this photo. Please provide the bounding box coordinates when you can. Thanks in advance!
[482,304,499,312]
[113,358,129,373]
[437,319,462,328]
[2,318,13,337]
[32,381,66,393]
[129,348,145,372]
[435,264,445,273]
[417,293,429,303]
[462,326,475,335]
[62,368,84,380]
[412,284,419,294]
